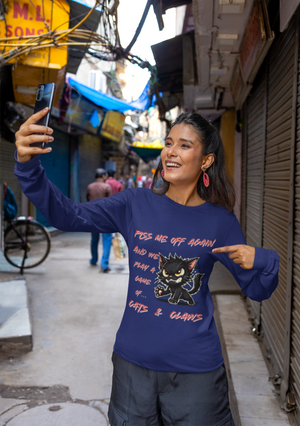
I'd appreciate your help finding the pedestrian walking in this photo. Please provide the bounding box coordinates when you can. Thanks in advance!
[15,109,279,426]
[107,170,123,194]
[144,173,152,189]
[86,168,113,273]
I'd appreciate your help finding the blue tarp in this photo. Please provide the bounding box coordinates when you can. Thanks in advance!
[128,82,151,110]
[68,0,103,12]
[68,78,151,113]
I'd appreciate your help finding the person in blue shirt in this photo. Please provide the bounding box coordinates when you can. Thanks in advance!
[14,108,279,426]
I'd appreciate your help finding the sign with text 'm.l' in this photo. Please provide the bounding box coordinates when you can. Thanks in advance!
[0,0,70,68]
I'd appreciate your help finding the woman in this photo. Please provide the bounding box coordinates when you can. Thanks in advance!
[15,109,279,426]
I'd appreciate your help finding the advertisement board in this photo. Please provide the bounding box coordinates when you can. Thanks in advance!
[230,0,274,109]
[239,1,266,83]
[0,0,69,69]
[101,111,126,143]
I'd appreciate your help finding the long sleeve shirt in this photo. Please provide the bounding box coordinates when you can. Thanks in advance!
[15,154,279,373]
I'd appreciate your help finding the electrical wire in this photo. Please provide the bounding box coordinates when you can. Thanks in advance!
[0,3,107,63]
[0,0,156,81]
[27,0,50,31]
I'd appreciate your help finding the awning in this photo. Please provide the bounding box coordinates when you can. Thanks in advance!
[151,33,184,94]
[130,147,162,163]
[66,0,102,74]
[129,140,163,163]
[68,78,151,112]
[161,0,192,13]
[151,31,195,112]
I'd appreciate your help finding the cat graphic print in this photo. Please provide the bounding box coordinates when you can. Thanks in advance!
[154,253,204,306]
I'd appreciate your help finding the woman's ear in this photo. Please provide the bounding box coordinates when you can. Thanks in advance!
[202,154,214,170]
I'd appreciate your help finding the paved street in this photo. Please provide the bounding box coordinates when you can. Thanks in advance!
[0,232,129,425]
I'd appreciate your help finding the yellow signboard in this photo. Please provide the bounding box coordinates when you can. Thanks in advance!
[101,111,126,143]
[0,0,70,68]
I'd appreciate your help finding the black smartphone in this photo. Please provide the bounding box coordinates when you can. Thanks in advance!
[31,83,56,148]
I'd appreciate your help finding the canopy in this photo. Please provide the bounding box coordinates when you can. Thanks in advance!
[68,78,151,112]
[130,147,162,163]
[66,0,102,74]
[129,140,163,163]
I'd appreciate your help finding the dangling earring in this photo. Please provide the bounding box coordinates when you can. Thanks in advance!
[162,170,165,179]
[203,170,209,187]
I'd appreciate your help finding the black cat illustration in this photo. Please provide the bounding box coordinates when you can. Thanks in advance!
[154,253,204,306]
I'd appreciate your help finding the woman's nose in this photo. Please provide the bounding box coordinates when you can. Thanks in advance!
[167,144,178,156]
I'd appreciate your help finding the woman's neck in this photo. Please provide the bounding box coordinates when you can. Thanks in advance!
[166,183,205,207]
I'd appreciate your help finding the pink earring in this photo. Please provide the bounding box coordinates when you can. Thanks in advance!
[162,170,165,179]
[203,171,209,187]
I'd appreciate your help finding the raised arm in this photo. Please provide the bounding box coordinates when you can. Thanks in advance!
[14,109,132,238]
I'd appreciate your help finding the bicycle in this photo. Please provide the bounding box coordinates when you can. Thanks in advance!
[4,216,51,274]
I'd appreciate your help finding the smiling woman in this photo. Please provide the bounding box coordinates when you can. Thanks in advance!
[152,112,235,210]
[14,108,279,426]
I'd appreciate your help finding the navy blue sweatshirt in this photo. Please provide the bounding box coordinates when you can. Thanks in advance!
[15,155,279,373]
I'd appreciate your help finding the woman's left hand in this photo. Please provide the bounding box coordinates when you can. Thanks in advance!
[212,245,255,269]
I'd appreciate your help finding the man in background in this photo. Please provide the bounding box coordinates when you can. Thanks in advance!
[107,170,123,194]
[86,168,113,273]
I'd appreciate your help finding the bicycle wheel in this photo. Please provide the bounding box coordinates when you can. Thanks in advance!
[4,220,51,269]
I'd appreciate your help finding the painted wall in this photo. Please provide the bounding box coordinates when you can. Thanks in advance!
[220,108,236,181]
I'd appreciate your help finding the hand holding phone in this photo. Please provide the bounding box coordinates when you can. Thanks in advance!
[30,83,56,148]
[15,108,54,163]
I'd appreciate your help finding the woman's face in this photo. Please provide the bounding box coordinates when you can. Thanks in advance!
[161,123,209,186]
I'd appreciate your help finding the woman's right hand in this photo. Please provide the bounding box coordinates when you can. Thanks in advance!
[15,107,54,163]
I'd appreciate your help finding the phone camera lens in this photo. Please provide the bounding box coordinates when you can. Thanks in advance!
[36,85,44,101]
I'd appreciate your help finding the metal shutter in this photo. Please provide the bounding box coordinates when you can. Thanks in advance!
[78,134,102,203]
[261,20,296,375]
[245,69,266,329]
[290,14,300,418]
[240,103,247,235]
[0,138,23,215]
[36,129,70,226]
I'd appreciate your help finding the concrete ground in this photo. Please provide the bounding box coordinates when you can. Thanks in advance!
[0,232,292,425]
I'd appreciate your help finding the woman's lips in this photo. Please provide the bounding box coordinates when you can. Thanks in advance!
[165,162,181,169]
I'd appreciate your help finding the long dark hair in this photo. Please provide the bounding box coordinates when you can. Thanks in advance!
[151,112,235,211]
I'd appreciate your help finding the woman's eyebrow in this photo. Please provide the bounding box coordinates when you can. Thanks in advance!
[179,138,194,144]
[165,137,194,144]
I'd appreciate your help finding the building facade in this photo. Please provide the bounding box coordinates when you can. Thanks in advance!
[241,8,300,421]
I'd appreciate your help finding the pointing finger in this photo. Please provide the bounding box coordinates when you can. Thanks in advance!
[212,245,240,254]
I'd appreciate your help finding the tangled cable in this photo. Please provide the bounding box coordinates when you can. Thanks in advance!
[0,0,159,102]
[0,0,118,64]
